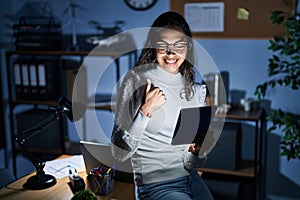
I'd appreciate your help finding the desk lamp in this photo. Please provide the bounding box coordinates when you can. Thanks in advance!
[14,97,74,190]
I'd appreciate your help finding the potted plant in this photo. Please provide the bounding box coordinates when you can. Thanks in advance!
[71,190,97,200]
[254,10,300,160]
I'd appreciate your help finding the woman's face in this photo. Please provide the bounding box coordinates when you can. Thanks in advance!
[156,29,188,74]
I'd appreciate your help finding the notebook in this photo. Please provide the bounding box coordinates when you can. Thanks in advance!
[172,106,217,146]
[79,141,133,183]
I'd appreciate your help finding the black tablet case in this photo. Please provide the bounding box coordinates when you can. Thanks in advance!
[172,106,216,146]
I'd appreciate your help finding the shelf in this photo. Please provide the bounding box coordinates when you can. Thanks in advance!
[88,103,114,111]
[6,49,134,58]
[198,161,255,182]
[199,160,256,182]
[15,146,63,155]
[201,159,254,176]
[12,100,59,107]
[216,108,264,121]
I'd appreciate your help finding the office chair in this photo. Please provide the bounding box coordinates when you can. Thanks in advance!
[0,168,15,189]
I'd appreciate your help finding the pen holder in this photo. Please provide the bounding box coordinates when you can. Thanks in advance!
[88,167,115,196]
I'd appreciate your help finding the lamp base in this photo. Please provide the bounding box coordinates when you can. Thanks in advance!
[23,174,57,190]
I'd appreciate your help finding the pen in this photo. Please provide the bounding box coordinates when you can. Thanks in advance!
[106,168,111,175]
[73,168,79,177]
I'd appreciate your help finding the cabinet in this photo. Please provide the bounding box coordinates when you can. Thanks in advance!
[199,109,266,200]
[5,49,137,176]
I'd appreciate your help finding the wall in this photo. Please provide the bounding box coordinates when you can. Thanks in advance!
[0,0,299,198]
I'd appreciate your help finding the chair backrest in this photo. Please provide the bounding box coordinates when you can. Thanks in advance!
[0,168,15,189]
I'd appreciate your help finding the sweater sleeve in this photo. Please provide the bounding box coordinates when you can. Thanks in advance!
[182,151,207,172]
[111,70,149,162]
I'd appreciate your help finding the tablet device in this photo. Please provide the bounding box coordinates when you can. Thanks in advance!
[172,106,217,146]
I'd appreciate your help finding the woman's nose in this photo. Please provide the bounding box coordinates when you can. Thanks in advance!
[166,44,176,54]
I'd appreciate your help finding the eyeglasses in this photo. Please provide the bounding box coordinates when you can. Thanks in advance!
[156,42,189,54]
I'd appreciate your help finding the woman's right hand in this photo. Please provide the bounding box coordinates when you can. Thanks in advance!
[140,79,167,117]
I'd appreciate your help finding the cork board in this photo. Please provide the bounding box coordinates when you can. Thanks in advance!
[170,0,296,39]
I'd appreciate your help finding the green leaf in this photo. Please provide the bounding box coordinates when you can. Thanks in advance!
[273,54,280,61]
[292,81,299,89]
[270,80,277,87]
[278,109,284,117]
[284,76,291,86]
[294,39,300,49]
[268,126,277,132]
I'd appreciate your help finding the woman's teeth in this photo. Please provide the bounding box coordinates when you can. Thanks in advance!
[165,59,176,64]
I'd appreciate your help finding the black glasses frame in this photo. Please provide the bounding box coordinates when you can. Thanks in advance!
[156,41,191,54]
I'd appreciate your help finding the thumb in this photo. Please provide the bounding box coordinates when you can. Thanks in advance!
[146,79,152,93]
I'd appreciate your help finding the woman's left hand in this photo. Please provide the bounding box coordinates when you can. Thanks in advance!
[188,143,200,156]
[190,129,215,157]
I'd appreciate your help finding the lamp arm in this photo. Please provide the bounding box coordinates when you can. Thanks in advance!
[14,107,65,174]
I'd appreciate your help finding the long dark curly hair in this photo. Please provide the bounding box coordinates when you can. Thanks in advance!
[135,11,195,101]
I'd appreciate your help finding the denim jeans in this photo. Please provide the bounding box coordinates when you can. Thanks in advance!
[135,171,213,200]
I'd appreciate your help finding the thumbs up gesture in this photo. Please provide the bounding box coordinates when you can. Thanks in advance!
[140,79,167,118]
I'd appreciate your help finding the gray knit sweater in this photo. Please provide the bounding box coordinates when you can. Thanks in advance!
[111,65,207,185]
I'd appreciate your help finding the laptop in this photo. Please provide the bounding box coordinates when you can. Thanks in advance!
[79,141,133,183]
[172,106,217,147]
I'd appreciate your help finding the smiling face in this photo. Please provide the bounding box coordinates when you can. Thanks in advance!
[156,29,188,74]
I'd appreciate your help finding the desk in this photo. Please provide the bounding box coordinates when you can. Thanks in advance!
[0,155,135,200]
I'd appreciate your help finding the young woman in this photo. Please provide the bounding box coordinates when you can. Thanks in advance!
[111,11,214,200]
